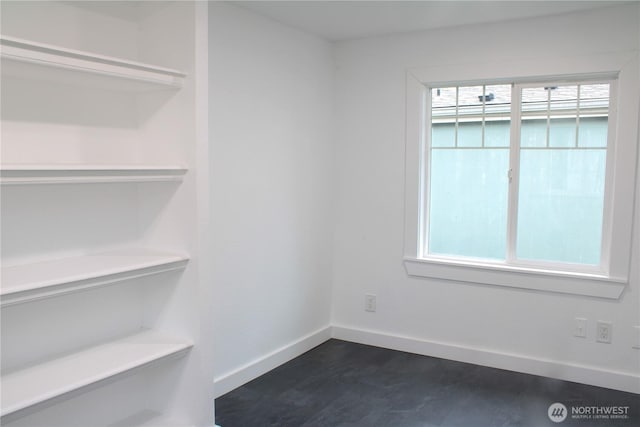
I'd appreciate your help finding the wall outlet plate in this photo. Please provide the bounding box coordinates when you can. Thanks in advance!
[632,326,640,349]
[365,294,376,312]
[574,317,587,338]
[596,321,612,344]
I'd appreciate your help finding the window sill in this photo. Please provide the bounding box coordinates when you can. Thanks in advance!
[403,257,626,299]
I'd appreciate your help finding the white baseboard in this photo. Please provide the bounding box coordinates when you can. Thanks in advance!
[213,326,332,398]
[214,324,639,397]
[332,325,640,394]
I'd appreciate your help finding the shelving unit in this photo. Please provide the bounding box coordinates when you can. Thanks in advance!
[0,36,186,91]
[0,165,187,185]
[1,2,212,426]
[1,250,189,306]
[0,330,193,418]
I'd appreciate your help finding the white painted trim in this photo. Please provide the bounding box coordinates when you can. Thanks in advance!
[0,165,187,185]
[107,411,197,427]
[403,72,427,258]
[332,325,640,394]
[213,326,332,398]
[194,2,216,427]
[404,51,639,296]
[408,51,634,87]
[404,257,626,299]
[0,35,185,90]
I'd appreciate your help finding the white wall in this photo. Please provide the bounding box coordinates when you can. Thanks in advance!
[208,2,334,396]
[331,4,640,392]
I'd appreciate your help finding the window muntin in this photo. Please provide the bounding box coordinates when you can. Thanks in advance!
[425,81,610,270]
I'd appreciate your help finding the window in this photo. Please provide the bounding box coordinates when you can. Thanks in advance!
[428,84,512,261]
[427,82,610,269]
[403,53,639,299]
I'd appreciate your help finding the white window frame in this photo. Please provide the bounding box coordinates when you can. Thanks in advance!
[403,52,639,299]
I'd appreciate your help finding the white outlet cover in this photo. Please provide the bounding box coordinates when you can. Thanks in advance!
[596,321,612,343]
[365,294,376,312]
[574,318,587,338]
[633,326,640,349]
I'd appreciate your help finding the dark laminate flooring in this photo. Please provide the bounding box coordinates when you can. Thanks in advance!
[215,339,639,427]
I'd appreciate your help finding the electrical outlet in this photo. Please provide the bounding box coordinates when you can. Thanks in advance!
[632,326,640,349]
[574,318,587,338]
[596,321,612,343]
[365,294,376,312]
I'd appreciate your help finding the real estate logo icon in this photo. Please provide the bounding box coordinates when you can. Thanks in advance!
[548,403,568,423]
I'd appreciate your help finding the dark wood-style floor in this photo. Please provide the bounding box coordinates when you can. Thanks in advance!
[215,339,639,427]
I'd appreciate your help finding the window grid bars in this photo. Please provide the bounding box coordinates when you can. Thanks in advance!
[575,85,581,148]
[454,87,459,148]
[446,85,493,148]
[481,85,486,148]
[545,87,551,148]
[432,146,604,150]
[426,79,614,270]
[435,83,606,150]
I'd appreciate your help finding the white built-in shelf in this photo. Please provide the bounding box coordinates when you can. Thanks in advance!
[0,250,189,306]
[0,331,193,418]
[0,36,186,91]
[0,165,187,185]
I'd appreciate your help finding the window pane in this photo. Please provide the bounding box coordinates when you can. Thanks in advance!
[522,87,548,115]
[549,86,577,147]
[521,87,549,148]
[458,122,482,147]
[485,120,510,148]
[578,116,608,148]
[517,83,609,266]
[550,85,578,109]
[431,87,457,110]
[521,119,547,148]
[549,117,576,148]
[457,86,484,147]
[578,84,609,148]
[579,84,609,110]
[432,87,457,147]
[429,148,509,260]
[484,84,511,117]
[484,84,511,148]
[516,149,606,265]
[432,123,456,147]
[457,85,484,115]
[426,80,611,269]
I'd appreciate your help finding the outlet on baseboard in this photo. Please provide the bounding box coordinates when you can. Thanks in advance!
[596,321,612,344]
[574,317,587,338]
[365,294,376,312]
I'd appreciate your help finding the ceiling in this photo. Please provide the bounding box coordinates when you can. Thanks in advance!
[65,1,631,40]
[64,1,172,22]
[237,1,630,41]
